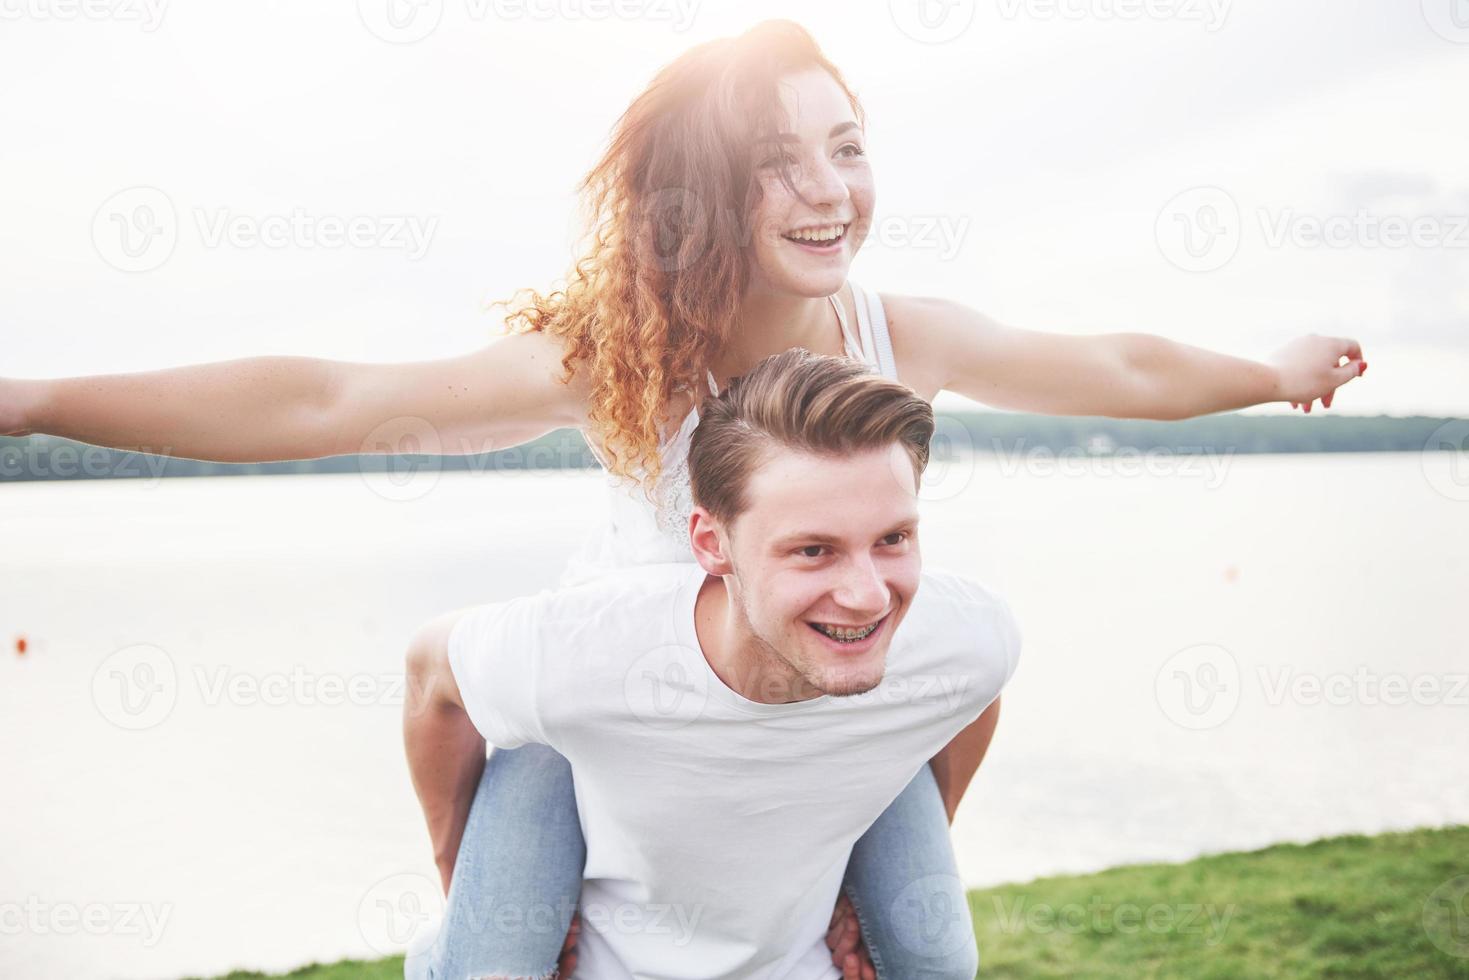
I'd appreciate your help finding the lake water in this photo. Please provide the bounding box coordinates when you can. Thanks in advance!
[2,452,1466,979]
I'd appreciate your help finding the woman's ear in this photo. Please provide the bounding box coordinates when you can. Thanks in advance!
[688,506,734,576]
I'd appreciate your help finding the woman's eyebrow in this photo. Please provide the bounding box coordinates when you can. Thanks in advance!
[770,121,862,143]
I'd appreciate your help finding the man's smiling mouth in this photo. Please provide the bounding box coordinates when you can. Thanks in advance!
[807,613,886,643]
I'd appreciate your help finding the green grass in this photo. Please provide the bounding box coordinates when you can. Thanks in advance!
[195,825,1469,980]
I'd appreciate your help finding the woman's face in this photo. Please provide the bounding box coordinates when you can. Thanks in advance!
[746,68,875,299]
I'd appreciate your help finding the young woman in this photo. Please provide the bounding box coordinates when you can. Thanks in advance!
[2,19,1366,980]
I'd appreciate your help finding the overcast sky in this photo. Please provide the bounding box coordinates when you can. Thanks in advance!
[2,0,1465,416]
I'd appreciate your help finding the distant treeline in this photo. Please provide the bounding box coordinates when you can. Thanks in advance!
[0,412,1462,483]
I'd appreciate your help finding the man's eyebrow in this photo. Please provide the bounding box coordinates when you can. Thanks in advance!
[768,121,862,144]
[771,516,919,549]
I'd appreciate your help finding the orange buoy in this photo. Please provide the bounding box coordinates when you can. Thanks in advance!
[15,636,26,655]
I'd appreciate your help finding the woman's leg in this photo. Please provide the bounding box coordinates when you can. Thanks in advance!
[405,742,585,980]
[841,763,979,980]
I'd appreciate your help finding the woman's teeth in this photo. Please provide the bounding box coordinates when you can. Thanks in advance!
[811,621,878,643]
[784,224,846,244]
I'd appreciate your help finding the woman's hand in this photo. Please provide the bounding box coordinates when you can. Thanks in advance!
[557,911,580,977]
[1267,333,1367,413]
[826,891,877,980]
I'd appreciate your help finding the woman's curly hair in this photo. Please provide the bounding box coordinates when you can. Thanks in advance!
[493,19,863,503]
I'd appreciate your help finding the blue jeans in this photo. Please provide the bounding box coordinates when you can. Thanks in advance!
[404,744,978,980]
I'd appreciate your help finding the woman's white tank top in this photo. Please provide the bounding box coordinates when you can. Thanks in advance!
[559,282,899,588]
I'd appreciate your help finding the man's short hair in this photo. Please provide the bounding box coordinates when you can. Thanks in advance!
[688,348,934,524]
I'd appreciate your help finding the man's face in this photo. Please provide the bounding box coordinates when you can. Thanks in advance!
[704,442,922,698]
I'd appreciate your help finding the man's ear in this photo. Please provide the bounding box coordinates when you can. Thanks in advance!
[688,506,734,576]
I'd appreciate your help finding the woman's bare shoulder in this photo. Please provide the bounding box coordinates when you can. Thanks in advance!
[877,292,997,400]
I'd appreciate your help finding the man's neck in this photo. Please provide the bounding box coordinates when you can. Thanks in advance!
[693,572,824,705]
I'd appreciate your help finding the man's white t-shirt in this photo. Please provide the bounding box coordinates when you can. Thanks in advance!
[448,562,1022,980]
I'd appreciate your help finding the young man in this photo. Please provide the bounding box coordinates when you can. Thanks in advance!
[404,349,1022,979]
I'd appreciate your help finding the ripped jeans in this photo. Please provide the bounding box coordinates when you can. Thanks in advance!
[403,743,978,980]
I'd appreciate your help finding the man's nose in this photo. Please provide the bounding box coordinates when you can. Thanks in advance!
[834,555,890,616]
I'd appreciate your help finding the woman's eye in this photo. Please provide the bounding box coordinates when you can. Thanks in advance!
[837,142,866,159]
[760,154,798,169]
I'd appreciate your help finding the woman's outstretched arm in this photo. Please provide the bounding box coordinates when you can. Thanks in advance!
[884,294,1367,420]
[2,329,588,462]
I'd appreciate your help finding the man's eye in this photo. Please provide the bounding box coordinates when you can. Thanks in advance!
[882,532,909,546]
[798,545,826,558]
